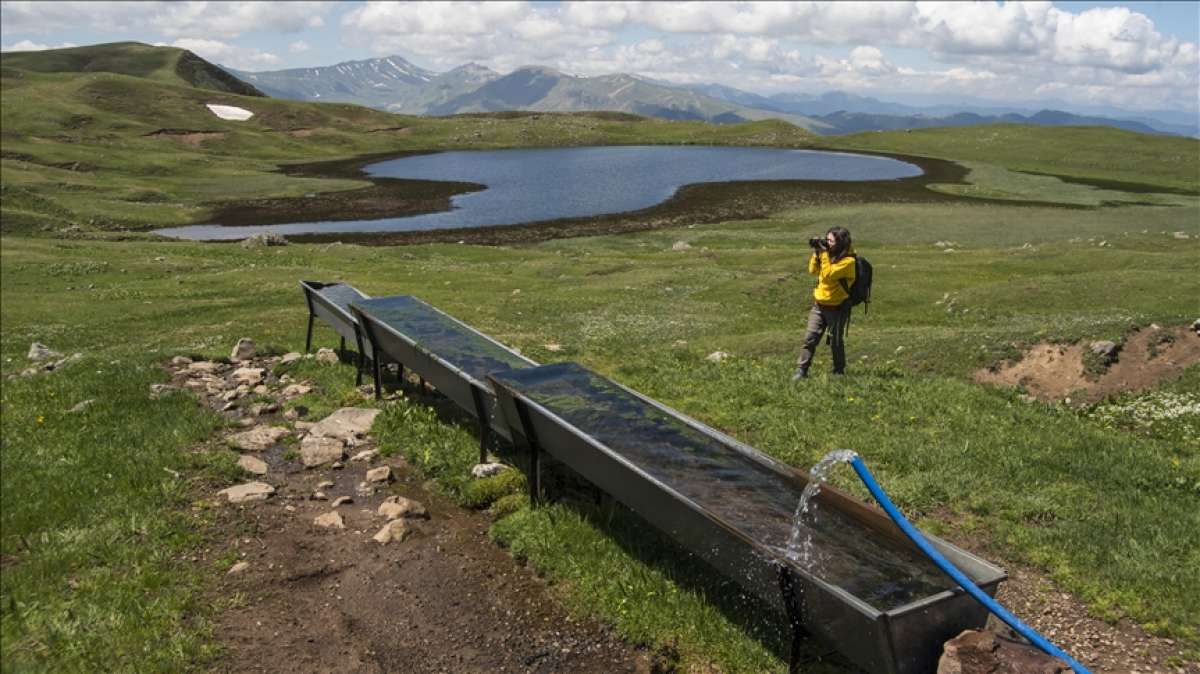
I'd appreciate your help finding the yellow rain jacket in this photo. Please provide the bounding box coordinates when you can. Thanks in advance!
[808,248,857,306]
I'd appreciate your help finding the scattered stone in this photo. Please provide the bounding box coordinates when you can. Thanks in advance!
[365,466,393,484]
[544,342,563,352]
[1192,318,1200,336]
[934,240,953,248]
[230,367,265,386]
[227,426,290,451]
[331,461,345,470]
[217,481,275,504]
[471,462,507,479]
[220,400,238,412]
[331,496,353,508]
[378,495,428,520]
[299,436,345,467]
[350,449,379,463]
[294,420,315,432]
[235,418,255,428]
[250,401,280,416]
[252,384,269,396]
[236,454,268,476]
[313,511,344,529]
[316,480,334,489]
[188,360,221,374]
[169,355,193,367]
[671,240,692,251]
[149,383,180,399]
[308,407,380,443]
[312,491,328,501]
[230,338,256,361]
[27,342,59,362]
[372,519,411,545]
[315,348,339,364]
[281,384,313,398]
[937,630,1070,674]
[240,232,289,248]
[227,561,250,575]
[280,352,303,365]
[705,350,729,363]
[68,399,95,413]
[1173,231,1191,240]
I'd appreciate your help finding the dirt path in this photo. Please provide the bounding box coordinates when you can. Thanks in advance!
[207,459,652,674]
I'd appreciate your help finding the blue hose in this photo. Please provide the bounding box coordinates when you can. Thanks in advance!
[848,455,1092,674]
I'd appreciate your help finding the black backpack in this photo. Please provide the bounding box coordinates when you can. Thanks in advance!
[840,254,873,313]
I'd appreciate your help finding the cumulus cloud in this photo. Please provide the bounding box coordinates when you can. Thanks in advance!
[1,39,77,52]
[289,40,310,53]
[168,38,281,70]
[1,1,335,39]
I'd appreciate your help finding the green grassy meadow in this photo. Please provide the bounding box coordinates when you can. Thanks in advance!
[3,43,1200,673]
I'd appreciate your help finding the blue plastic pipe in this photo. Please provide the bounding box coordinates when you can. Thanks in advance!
[848,455,1092,674]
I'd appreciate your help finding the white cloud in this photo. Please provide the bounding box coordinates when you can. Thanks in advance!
[1,39,77,52]
[1,1,335,39]
[168,38,281,70]
[289,40,310,53]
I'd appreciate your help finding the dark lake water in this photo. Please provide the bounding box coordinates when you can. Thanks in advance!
[156,146,921,240]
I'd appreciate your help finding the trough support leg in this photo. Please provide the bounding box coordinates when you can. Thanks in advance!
[339,336,346,355]
[305,314,314,353]
[354,331,365,387]
[514,401,542,506]
[470,387,491,465]
[779,566,808,674]
[372,354,382,401]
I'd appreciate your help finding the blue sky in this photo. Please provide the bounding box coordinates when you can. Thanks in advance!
[2,1,1197,113]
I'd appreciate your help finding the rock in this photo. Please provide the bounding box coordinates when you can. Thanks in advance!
[149,383,180,399]
[312,491,328,501]
[236,454,268,476]
[27,342,59,362]
[1172,231,1190,240]
[240,232,288,248]
[281,384,312,398]
[544,342,563,352]
[230,367,264,386]
[1192,318,1200,336]
[308,407,380,443]
[471,462,507,479]
[671,240,692,251]
[378,495,428,520]
[331,496,352,508]
[68,399,95,413]
[250,401,280,416]
[350,449,379,463]
[1089,340,1119,362]
[218,481,275,504]
[937,630,1070,674]
[313,511,344,529]
[315,348,339,364]
[280,352,302,365]
[168,355,193,367]
[187,360,221,374]
[299,436,345,467]
[316,480,334,489]
[364,466,393,484]
[705,350,729,363]
[294,420,314,432]
[252,384,269,396]
[372,519,411,545]
[230,338,256,361]
[227,561,250,575]
[227,426,290,451]
[283,405,308,420]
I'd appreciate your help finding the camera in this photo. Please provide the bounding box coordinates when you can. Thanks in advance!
[808,237,827,250]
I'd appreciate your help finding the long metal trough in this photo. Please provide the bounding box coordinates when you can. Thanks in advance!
[349,295,538,459]
[299,280,374,385]
[488,362,1006,674]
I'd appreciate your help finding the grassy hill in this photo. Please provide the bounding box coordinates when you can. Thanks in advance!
[0,41,264,96]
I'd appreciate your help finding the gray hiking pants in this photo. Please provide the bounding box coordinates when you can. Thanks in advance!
[796,302,849,375]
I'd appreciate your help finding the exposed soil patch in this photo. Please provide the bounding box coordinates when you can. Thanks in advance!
[198,149,1075,247]
[145,128,227,147]
[975,325,1200,403]
[367,126,412,135]
[171,352,653,674]
[284,128,318,138]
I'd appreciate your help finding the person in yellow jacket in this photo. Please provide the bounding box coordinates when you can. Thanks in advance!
[793,226,856,380]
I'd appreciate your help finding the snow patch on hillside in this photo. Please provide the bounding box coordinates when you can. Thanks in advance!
[206,104,254,121]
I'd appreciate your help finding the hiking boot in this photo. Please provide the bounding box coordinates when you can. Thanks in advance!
[791,369,808,382]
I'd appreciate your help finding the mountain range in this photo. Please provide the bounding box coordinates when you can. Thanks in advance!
[225,54,1195,138]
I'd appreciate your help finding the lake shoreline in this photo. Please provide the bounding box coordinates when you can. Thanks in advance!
[188,147,1047,246]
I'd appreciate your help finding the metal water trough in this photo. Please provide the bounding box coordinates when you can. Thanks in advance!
[350,295,538,460]
[299,280,374,385]
[488,362,1007,674]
